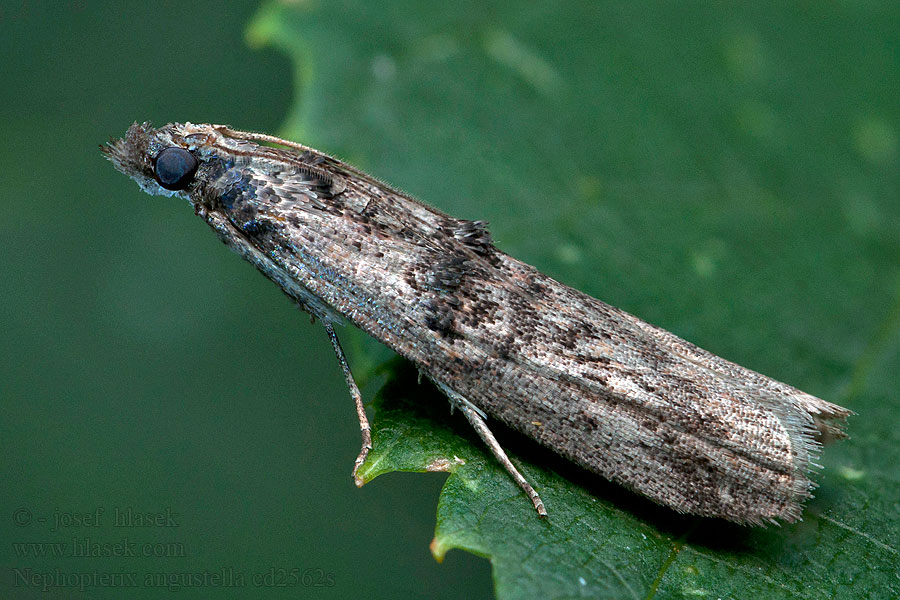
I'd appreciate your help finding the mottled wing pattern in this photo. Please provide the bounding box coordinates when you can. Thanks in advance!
[247,163,848,524]
[432,257,849,524]
[289,155,851,525]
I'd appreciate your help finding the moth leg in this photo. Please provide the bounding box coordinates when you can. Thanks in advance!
[324,322,372,486]
[438,384,548,518]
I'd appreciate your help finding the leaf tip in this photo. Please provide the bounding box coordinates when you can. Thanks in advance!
[429,536,450,563]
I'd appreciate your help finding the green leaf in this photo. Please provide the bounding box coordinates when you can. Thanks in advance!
[248,1,900,597]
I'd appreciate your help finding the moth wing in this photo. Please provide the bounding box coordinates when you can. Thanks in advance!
[445,258,849,524]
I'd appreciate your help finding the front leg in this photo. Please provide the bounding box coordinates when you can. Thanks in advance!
[324,322,372,485]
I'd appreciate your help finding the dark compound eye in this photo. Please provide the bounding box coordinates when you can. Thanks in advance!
[154,147,199,191]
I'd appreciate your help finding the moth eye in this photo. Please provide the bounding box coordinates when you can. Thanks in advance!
[154,147,199,191]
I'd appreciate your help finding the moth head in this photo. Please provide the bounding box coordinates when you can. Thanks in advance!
[103,121,227,202]
[105,122,347,219]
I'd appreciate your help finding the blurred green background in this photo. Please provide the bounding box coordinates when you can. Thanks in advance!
[2,1,899,598]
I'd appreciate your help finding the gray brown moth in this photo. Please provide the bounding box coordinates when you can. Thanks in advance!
[104,122,851,526]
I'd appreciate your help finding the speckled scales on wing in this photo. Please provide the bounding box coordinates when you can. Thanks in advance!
[408,255,824,523]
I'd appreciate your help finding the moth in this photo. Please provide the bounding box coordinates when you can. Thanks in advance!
[104,122,851,525]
